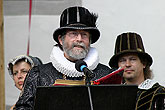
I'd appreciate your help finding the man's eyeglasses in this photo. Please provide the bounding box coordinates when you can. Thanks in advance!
[66,31,89,39]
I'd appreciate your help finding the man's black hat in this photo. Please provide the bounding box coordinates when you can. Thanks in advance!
[109,32,153,68]
[53,6,100,44]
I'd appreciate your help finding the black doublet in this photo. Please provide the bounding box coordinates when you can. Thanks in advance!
[136,83,165,110]
[15,62,112,110]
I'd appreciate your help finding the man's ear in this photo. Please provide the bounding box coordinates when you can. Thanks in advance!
[143,62,147,69]
[58,35,63,46]
[143,64,146,69]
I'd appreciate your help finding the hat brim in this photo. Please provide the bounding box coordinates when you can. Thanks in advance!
[53,26,100,44]
[109,50,153,68]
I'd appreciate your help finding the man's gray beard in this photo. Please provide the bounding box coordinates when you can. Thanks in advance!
[63,42,89,60]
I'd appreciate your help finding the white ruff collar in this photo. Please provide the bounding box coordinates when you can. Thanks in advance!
[50,46,99,77]
[138,79,158,90]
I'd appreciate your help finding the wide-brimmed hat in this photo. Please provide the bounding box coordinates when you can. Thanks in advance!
[53,6,100,44]
[109,32,153,68]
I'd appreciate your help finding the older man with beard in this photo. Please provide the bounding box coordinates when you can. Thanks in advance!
[14,6,112,110]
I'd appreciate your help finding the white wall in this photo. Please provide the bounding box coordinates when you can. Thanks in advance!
[5,0,165,106]
[83,0,165,86]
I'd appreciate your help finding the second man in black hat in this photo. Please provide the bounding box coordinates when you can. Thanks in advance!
[109,32,165,110]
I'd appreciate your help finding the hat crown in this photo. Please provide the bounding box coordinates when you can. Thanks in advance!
[109,32,153,68]
[115,32,145,54]
[60,6,97,28]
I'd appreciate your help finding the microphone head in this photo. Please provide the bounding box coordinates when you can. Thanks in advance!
[75,60,87,72]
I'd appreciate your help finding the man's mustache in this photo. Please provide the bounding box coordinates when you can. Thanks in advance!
[72,43,86,50]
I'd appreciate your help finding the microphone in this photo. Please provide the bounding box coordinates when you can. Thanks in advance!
[75,60,94,109]
[75,60,95,79]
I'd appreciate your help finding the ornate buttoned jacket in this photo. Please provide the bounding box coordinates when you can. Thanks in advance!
[136,79,165,110]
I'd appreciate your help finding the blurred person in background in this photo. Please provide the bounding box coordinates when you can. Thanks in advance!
[7,55,42,110]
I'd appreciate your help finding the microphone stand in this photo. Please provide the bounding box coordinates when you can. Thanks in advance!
[87,86,93,110]
[85,72,94,110]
